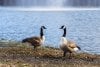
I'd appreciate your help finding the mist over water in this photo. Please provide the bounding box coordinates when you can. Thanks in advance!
[0,0,100,7]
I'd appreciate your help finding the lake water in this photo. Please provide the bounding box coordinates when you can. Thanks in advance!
[0,8,100,54]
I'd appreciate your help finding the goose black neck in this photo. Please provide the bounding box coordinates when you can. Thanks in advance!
[62,28,66,37]
[40,28,44,38]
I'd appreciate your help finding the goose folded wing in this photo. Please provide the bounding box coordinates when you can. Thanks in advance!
[68,41,77,48]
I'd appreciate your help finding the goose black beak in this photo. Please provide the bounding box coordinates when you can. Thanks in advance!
[44,28,47,29]
[44,27,47,29]
[41,26,47,29]
[59,28,62,29]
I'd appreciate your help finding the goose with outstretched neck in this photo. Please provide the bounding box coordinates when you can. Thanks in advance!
[59,25,81,57]
[22,26,46,49]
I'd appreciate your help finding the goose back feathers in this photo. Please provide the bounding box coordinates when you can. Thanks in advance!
[22,26,46,49]
[60,25,81,57]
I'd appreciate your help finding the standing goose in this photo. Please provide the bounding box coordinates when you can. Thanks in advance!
[59,25,81,57]
[22,26,46,49]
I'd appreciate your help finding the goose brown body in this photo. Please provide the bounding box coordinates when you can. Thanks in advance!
[22,26,46,49]
[59,25,81,57]
[60,40,80,53]
[22,36,42,48]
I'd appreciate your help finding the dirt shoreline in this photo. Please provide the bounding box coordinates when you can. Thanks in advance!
[0,41,100,67]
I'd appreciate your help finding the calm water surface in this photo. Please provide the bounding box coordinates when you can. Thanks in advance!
[0,9,100,54]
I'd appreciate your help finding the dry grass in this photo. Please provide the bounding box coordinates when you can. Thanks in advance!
[0,40,100,67]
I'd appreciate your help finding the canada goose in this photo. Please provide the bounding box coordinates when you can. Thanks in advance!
[22,26,46,49]
[59,25,81,57]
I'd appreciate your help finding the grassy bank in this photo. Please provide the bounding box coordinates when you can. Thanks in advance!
[0,40,100,67]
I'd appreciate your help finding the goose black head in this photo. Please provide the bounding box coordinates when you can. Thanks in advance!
[41,26,47,29]
[59,25,66,29]
[60,25,67,37]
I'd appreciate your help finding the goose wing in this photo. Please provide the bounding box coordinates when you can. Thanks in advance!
[68,40,81,50]
[22,36,41,44]
[67,40,77,48]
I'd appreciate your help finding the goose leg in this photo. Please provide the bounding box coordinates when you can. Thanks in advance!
[69,52,73,59]
[63,51,67,57]
[34,45,37,49]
